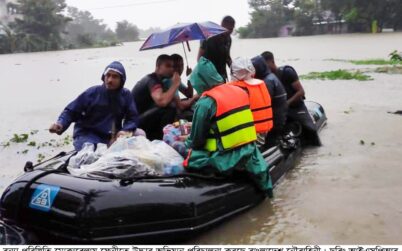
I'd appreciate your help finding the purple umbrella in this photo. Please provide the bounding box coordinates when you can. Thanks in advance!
[140,21,227,66]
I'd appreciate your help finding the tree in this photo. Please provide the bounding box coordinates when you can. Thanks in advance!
[10,0,71,52]
[115,20,140,42]
[239,0,292,38]
[292,0,317,36]
[240,0,402,38]
[0,24,17,53]
[65,6,117,48]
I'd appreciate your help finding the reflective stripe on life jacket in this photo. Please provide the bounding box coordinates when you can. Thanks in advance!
[229,80,273,133]
[202,84,257,152]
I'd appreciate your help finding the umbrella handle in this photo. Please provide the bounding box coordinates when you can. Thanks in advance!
[186,40,191,52]
[182,42,190,67]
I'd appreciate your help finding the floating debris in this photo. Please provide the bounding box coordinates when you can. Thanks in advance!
[387,111,402,116]
[374,66,402,74]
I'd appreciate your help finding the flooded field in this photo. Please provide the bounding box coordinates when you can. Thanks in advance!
[1,32,402,244]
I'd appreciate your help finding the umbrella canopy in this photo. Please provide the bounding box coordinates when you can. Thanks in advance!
[139,21,227,51]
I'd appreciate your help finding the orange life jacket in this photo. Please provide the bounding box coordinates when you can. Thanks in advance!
[229,80,273,133]
[201,84,257,152]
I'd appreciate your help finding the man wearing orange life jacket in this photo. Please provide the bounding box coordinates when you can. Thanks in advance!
[228,57,274,142]
[183,57,273,196]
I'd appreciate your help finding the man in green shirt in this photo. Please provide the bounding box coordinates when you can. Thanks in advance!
[184,57,273,197]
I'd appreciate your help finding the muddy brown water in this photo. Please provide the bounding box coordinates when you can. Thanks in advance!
[1,32,402,244]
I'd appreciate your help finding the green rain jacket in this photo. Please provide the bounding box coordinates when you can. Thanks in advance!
[185,57,273,195]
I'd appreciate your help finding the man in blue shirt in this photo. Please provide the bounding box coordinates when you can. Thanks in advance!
[49,61,140,150]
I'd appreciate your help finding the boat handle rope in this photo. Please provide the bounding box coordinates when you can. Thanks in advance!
[15,152,77,225]
[119,172,228,186]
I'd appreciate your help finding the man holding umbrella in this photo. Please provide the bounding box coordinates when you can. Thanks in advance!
[137,21,231,139]
[197,16,235,81]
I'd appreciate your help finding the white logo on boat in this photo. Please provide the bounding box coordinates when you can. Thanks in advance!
[30,188,51,208]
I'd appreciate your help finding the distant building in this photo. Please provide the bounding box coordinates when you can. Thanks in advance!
[313,11,348,34]
[0,0,19,25]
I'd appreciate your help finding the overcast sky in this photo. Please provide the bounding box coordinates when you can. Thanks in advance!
[65,0,251,30]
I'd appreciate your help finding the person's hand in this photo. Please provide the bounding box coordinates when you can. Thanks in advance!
[116,131,133,138]
[49,123,63,135]
[190,94,200,105]
[109,131,132,147]
[193,94,200,101]
[172,72,181,88]
[178,135,189,142]
[186,67,192,76]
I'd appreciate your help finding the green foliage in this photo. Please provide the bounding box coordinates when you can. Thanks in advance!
[9,0,71,52]
[1,2,131,53]
[240,0,402,38]
[64,7,119,49]
[10,133,29,143]
[37,153,46,163]
[389,50,402,63]
[301,69,372,81]
[0,24,17,53]
[239,0,292,38]
[115,20,140,42]
[350,59,401,65]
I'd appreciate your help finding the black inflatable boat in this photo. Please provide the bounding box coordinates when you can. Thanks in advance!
[0,101,327,244]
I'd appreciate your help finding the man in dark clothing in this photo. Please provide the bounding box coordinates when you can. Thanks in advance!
[49,61,140,151]
[262,51,321,145]
[252,55,288,148]
[132,55,197,140]
[197,16,235,81]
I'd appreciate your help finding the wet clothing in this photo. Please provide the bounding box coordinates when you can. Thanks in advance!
[230,80,273,134]
[57,62,139,151]
[252,56,287,129]
[276,65,320,145]
[287,103,321,146]
[200,34,232,81]
[276,65,304,108]
[132,73,177,140]
[202,84,257,152]
[132,73,164,114]
[185,57,273,195]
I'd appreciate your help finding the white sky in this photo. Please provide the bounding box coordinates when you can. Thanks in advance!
[65,0,251,30]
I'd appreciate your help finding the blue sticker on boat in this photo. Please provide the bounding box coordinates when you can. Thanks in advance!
[29,184,60,212]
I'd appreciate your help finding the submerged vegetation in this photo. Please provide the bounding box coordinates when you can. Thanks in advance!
[374,66,402,74]
[350,59,401,65]
[313,51,402,81]
[1,130,72,163]
[301,70,372,81]
[326,50,402,66]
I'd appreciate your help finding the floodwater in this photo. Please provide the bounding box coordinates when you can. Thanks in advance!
[1,32,402,244]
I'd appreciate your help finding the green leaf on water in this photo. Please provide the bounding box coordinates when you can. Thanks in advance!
[10,133,29,143]
[27,141,36,147]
